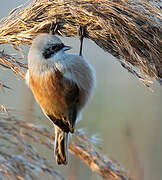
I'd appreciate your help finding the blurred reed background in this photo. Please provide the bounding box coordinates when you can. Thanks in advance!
[0,1,162,180]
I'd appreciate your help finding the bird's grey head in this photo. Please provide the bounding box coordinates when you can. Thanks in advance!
[31,33,71,59]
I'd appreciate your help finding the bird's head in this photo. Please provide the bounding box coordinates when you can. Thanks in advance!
[30,34,72,59]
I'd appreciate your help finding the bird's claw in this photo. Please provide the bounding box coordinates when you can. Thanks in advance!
[49,21,63,36]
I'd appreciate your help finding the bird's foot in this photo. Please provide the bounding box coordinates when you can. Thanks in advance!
[49,21,63,36]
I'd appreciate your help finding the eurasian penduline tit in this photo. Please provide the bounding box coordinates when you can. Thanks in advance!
[25,26,96,165]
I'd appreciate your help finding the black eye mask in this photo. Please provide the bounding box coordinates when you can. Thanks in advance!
[42,43,65,59]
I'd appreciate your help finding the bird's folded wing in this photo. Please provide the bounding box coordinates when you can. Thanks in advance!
[47,70,79,133]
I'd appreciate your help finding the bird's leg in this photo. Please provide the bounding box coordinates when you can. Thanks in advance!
[49,22,58,35]
[49,21,63,36]
[78,26,86,56]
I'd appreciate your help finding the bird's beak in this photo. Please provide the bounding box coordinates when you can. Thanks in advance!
[63,46,72,51]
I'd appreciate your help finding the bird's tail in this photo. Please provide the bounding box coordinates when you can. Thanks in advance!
[54,125,69,165]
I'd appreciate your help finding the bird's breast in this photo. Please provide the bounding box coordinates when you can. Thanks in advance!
[29,70,68,117]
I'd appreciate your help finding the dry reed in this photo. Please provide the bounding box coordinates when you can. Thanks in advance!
[0,112,134,180]
[0,0,161,179]
[0,0,161,87]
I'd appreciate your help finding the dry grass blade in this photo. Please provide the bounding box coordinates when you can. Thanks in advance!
[0,113,134,180]
[0,104,8,113]
[0,113,65,180]
[0,82,11,91]
[69,131,134,180]
[0,50,26,79]
[0,0,161,87]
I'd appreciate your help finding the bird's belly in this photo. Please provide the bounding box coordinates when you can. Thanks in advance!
[29,72,67,118]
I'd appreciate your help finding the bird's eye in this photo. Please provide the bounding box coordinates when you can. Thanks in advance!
[43,43,65,59]
[51,43,64,51]
[52,45,57,51]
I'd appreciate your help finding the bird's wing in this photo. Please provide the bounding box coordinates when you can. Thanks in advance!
[47,70,79,133]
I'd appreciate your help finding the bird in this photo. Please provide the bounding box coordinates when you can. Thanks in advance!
[25,28,96,165]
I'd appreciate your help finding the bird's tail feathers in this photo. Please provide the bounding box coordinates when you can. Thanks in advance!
[54,125,69,165]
